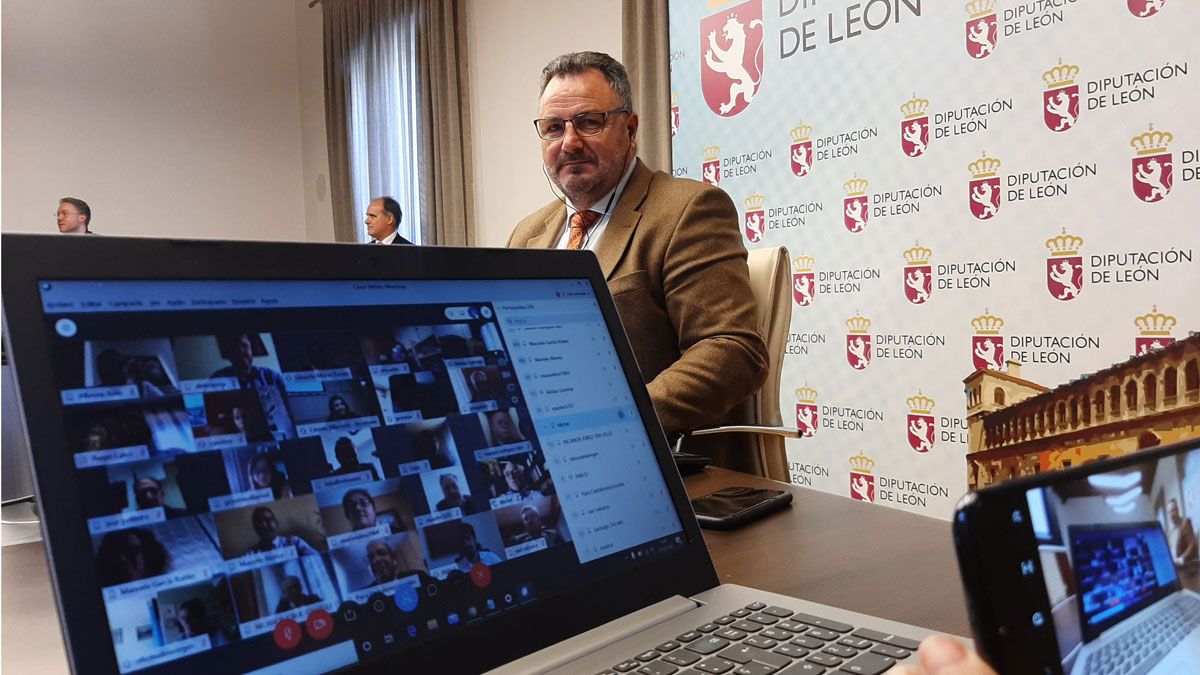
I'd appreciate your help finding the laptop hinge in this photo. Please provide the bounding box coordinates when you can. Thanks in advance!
[486,595,701,674]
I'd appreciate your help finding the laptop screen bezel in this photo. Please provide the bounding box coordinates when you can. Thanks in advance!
[1,233,720,674]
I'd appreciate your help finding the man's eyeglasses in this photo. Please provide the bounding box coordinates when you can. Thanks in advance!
[533,108,630,141]
[56,210,80,218]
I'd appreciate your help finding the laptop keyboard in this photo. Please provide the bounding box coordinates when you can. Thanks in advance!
[1083,593,1200,675]
[598,601,920,675]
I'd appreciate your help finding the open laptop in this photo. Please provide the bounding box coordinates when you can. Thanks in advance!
[2,234,942,674]
[1067,522,1200,674]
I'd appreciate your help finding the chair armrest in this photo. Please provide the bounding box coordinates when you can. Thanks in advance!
[672,425,803,453]
[691,425,803,439]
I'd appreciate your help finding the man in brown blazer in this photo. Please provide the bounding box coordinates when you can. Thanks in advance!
[508,52,767,466]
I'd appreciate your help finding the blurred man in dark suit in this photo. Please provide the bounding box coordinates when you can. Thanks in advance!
[364,196,410,244]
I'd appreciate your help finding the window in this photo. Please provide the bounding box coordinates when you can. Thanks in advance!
[345,10,424,243]
[993,387,1005,405]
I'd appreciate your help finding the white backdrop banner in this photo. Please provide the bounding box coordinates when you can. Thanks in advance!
[669,0,1199,519]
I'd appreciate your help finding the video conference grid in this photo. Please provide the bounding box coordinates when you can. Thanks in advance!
[35,280,684,674]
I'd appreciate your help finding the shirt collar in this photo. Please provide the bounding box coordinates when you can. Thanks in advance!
[376,230,400,245]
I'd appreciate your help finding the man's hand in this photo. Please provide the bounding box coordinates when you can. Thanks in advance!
[887,635,998,675]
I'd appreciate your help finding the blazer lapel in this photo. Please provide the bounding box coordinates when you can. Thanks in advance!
[527,203,567,249]
[594,160,650,279]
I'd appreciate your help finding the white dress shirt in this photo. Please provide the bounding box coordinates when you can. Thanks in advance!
[373,230,402,245]
[553,160,637,251]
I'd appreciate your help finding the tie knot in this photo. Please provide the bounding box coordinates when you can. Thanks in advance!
[570,210,601,232]
[566,210,602,250]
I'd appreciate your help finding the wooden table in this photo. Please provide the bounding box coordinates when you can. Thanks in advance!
[684,467,970,637]
[1,468,970,672]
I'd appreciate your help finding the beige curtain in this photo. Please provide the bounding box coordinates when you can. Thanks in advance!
[622,0,671,173]
[323,0,475,245]
[322,1,357,242]
[415,1,475,246]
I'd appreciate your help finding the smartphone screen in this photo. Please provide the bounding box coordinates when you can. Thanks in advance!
[954,441,1200,674]
[691,487,787,519]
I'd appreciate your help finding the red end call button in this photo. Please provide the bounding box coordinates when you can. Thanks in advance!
[469,562,492,588]
[273,618,303,649]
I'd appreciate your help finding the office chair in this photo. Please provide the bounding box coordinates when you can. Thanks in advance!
[675,245,801,482]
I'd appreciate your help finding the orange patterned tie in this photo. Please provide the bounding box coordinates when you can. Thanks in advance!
[566,210,601,250]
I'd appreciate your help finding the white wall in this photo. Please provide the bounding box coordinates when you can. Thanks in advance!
[2,0,617,245]
[2,0,330,241]
[294,0,335,242]
[465,0,622,247]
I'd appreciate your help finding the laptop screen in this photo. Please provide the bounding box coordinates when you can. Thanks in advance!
[33,277,686,674]
[1067,521,1179,642]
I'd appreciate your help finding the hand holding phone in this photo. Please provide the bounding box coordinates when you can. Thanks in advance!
[888,636,997,675]
[690,486,792,530]
[954,439,1200,674]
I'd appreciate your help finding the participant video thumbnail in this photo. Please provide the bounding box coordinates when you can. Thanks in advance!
[103,571,236,670]
[394,325,476,368]
[93,338,180,395]
[273,329,369,378]
[494,496,572,560]
[479,451,554,508]
[286,380,380,437]
[157,576,238,647]
[327,532,430,603]
[385,369,457,421]
[317,478,415,541]
[275,429,382,495]
[68,403,153,463]
[227,556,338,638]
[447,359,508,414]
[373,324,504,421]
[361,331,420,426]
[184,389,273,451]
[220,445,294,501]
[359,329,417,368]
[211,494,325,561]
[318,430,383,486]
[172,333,296,441]
[57,338,182,407]
[479,408,532,449]
[80,458,185,529]
[272,329,379,433]
[420,466,480,515]
[388,418,461,474]
[80,451,238,531]
[92,515,223,589]
[421,513,506,581]
[69,398,197,468]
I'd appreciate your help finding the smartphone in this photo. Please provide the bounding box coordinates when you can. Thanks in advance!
[690,486,792,530]
[953,438,1200,674]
